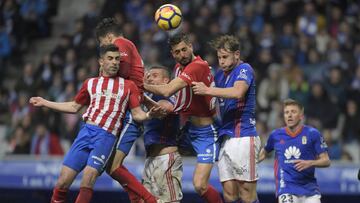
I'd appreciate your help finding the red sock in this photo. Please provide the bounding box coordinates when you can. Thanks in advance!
[110,165,156,203]
[201,185,223,203]
[75,187,93,203]
[51,187,68,203]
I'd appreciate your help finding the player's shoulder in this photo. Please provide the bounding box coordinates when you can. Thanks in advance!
[191,56,209,67]
[304,125,321,136]
[235,62,253,72]
[270,127,286,136]
[114,37,136,49]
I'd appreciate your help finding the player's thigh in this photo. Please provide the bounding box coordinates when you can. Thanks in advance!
[108,149,127,173]
[116,111,141,155]
[87,129,117,174]
[142,152,183,202]
[218,136,260,182]
[188,124,219,164]
[193,162,213,187]
[63,125,93,172]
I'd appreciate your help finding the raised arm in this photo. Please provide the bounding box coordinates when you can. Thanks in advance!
[192,80,249,99]
[29,97,83,113]
[144,77,187,97]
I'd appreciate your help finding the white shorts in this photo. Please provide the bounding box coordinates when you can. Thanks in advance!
[142,151,183,202]
[278,194,321,203]
[218,136,261,182]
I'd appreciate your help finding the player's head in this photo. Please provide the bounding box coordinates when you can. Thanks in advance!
[168,33,194,67]
[95,17,123,46]
[283,98,304,129]
[146,65,171,85]
[210,35,240,73]
[99,44,120,77]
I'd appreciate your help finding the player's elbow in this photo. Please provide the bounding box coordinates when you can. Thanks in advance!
[162,90,172,98]
[324,159,331,167]
[234,93,244,100]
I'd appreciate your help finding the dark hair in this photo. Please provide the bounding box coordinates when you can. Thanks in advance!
[209,35,240,52]
[149,65,171,78]
[283,98,304,112]
[99,44,119,57]
[168,33,191,48]
[95,18,122,41]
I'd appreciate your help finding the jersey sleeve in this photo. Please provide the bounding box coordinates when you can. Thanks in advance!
[178,62,204,86]
[74,79,90,105]
[128,81,141,109]
[235,64,254,86]
[264,130,275,152]
[311,128,328,155]
[128,42,144,90]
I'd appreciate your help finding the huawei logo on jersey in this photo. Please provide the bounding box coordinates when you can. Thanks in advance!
[284,146,301,160]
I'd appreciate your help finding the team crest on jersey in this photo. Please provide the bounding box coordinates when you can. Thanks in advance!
[302,136,307,145]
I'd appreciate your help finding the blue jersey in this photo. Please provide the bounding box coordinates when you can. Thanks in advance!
[264,125,328,197]
[214,63,257,138]
[143,94,179,149]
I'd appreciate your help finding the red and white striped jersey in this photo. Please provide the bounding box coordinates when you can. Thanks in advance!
[173,56,216,117]
[74,76,141,136]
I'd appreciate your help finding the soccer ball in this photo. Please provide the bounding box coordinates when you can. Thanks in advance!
[154,4,182,30]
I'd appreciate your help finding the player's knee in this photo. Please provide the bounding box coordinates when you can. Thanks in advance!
[239,185,257,203]
[55,177,71,189]
[193,181,207,195]
[223,189,239,201]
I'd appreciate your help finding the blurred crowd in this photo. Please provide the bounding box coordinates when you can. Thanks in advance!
[0,0,359,163]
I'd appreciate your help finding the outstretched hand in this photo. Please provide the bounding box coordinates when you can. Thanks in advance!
[29,97,46,107]
[191,82,209,95]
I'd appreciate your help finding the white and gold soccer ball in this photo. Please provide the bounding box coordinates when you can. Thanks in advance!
[154,4,182,31]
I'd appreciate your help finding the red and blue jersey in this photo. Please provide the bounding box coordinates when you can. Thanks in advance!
[214,63,257,138]
[264,125,328,197]
[143,93,179,149]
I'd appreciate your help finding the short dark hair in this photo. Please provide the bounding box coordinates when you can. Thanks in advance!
[95,18,122,42]
[99,44,118,57]
[149,65,171,78]
[283,98,304,112]
[168,33,191,48]
[209,35,240,52]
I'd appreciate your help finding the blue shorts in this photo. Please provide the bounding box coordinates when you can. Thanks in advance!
[180,122,220,163]
[63,124,117,173]
[116,110,142,154]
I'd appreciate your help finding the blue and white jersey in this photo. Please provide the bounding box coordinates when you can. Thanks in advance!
[214,63,257,138]
[264,125,328,197]
[143,94,179,149]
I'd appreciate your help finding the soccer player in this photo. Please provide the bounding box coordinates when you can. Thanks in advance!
[259,99,331,203]
[144,33,223,203]
[142,65,183,202]
[29,45,160,203]
[192,35,261,203]
[95,18,160,202]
